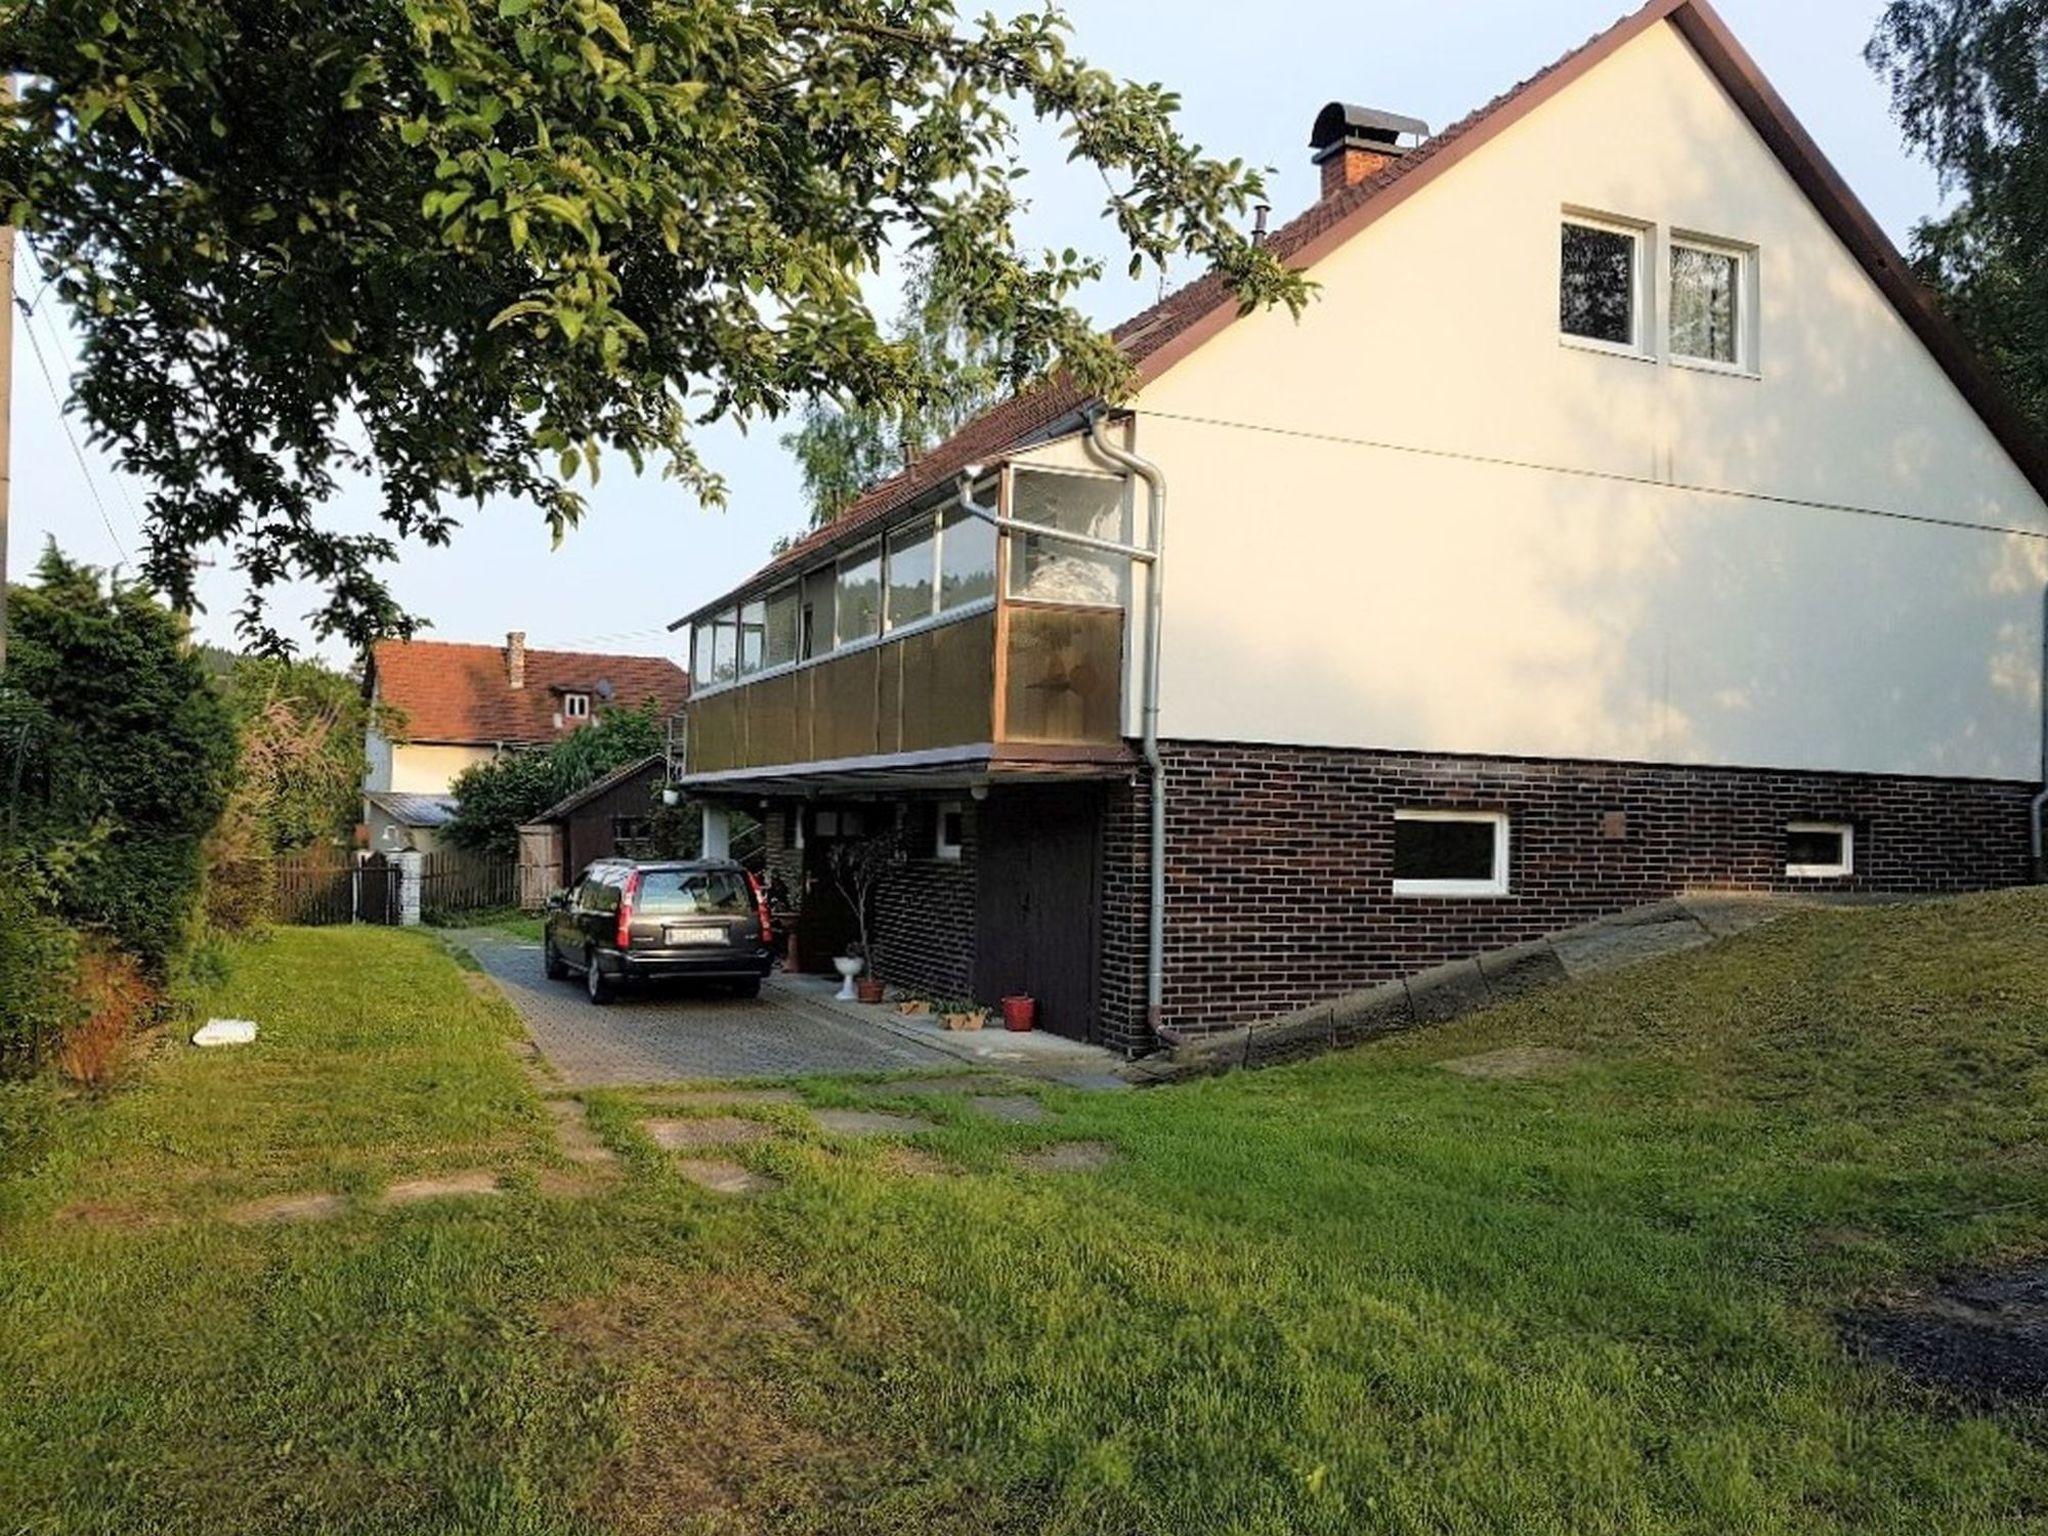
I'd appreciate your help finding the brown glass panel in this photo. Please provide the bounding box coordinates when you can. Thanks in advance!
[876,639,904,756]
[897,628,936,751]
[1002,606,1124,745]
[928,610,997,746]
[813,648,883,761]
[688,691,741,774]
[748,671,800,768]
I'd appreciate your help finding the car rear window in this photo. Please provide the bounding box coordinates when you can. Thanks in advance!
[636,870,750,917]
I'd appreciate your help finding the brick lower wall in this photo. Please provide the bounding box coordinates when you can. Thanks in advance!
[760,802,978,1003]
[1097,742,2039,1051]
[871,804,977,1002]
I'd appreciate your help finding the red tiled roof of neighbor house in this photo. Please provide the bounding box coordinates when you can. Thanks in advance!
[367,638,689,747]
[680,0,2046,624]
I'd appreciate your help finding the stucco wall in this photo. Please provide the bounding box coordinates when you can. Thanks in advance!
[386,743,499,795]
[1129,19,2047,782]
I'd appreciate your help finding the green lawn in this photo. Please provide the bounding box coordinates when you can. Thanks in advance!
[3,896,2046,1534]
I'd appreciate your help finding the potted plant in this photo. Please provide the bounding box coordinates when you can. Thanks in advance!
[941,1000,988,1032]
[831,942,865,1002]
[828,827,901,1005]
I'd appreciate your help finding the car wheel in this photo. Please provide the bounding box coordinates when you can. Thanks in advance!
[731,976,762,1000]
[585,950,614,1006]
[543,936,567,981]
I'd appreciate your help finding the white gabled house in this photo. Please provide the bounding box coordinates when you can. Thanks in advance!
[673,0,2048,1054]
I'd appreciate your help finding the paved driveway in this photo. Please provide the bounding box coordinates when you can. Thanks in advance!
[456,931,954,1086]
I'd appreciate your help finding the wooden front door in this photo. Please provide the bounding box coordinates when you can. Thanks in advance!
[974,787,1103,1042]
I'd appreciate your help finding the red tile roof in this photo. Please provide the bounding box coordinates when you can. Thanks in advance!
[683,0,2044,622]
[368,640,689,747]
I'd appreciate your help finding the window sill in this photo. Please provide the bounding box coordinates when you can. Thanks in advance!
[1560,335,1658,364]
[1786,867,1853,881]
[1671,355,1761,381]
[1392,881,1512,900]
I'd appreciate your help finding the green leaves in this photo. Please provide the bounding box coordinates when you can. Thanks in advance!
[4,0,1310,652]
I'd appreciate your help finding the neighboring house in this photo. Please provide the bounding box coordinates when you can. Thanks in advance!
[362,632,689,852]
[671,0,2048,1055]
[515,752,673,906]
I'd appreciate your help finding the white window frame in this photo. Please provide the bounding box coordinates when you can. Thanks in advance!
[1392,809,1512,899]
[1560,210,1654,361]
[1669,231,1760,376]
[1785,821,1854,880]
[935,801,965,862]
[562,692,591,720]
[1004,463,1132,611]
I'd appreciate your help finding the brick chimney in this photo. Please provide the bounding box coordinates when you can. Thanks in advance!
[506,631,527,691]
[1310,103,1429,201]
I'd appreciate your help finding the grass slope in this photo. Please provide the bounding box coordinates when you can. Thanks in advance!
[3,896,2046,1535]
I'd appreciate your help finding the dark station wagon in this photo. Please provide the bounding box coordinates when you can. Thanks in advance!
[543,858,774,1005]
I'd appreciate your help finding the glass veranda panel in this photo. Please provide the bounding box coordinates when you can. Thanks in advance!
[1008,470,1126,606]
[885,519,936,630]
[835,547,882,648]
[939,504,997,610]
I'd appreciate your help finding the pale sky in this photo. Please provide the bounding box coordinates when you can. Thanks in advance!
[5,0,1943,670]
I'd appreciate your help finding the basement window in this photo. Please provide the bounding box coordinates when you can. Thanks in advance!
[1393,810,1511,898]
[935,802,965,862]
[1786,822,1854,879]
[1561,214,1648,355]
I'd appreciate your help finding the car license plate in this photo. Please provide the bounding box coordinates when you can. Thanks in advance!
[666,927,726,947]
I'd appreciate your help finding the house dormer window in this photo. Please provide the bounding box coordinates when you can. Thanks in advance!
[563,692,591,720]
[1560,213,1649,356]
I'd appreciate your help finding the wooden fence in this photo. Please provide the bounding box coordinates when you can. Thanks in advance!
[268,846,518,926]
[273,846,354,926]
[419,849,517,917]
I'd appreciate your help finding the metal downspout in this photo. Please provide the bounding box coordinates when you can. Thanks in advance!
[1084,411,1176,1046]
[2034,585,2048,880]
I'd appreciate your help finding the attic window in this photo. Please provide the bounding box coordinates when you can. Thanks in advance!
[1560,214,1648,354]
[563,692,591,720]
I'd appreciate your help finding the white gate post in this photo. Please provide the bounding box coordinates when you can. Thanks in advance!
[701,804,732,861]
[397,849,424,927]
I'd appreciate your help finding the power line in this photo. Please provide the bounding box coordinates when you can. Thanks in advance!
[17,310,128,563]
[18,248,146,541]
[1142,409,2048,545]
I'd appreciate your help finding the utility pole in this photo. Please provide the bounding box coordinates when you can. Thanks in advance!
[0,77,14,676]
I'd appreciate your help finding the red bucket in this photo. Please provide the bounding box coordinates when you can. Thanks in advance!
[1000,995,1036,1033]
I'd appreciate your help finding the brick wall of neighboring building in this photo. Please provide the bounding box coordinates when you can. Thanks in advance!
[1096,742,2039,1049]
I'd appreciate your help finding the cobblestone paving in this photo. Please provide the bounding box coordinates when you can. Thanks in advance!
[456,931,953,1086]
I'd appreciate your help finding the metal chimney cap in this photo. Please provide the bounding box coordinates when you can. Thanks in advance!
[1310,103,1430,154]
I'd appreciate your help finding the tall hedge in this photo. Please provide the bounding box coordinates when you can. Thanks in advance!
[3,544,237,973]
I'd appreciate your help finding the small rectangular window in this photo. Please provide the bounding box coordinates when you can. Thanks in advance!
[936,802,965,862]
[1561,216,1645,352]
[1393,810,1511,897]
[1671,237,1752,369]
[763,584,800,669]
[1786,822,1854,879]
[885,518,937,631]
[939,501,998,610]
[835,543,882,649]
[737,597,767,675]
[563,692,591,719]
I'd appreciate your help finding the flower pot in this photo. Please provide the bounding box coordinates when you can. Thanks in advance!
[897,1000,934,1017]
[855,977,886,1005]
[1000,995,1036,1033]
[832,955,864,1002]
[942,1011,986,1033]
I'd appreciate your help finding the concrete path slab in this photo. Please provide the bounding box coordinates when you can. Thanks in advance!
[381,1172,505,1206]
[967,1095,1050,1124]
[643,1117,775,1150]
[812,1108,935,1137]
[673,1159,779,1197]
[1009,1141,1117,1174]
[225,1192,347,1226]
